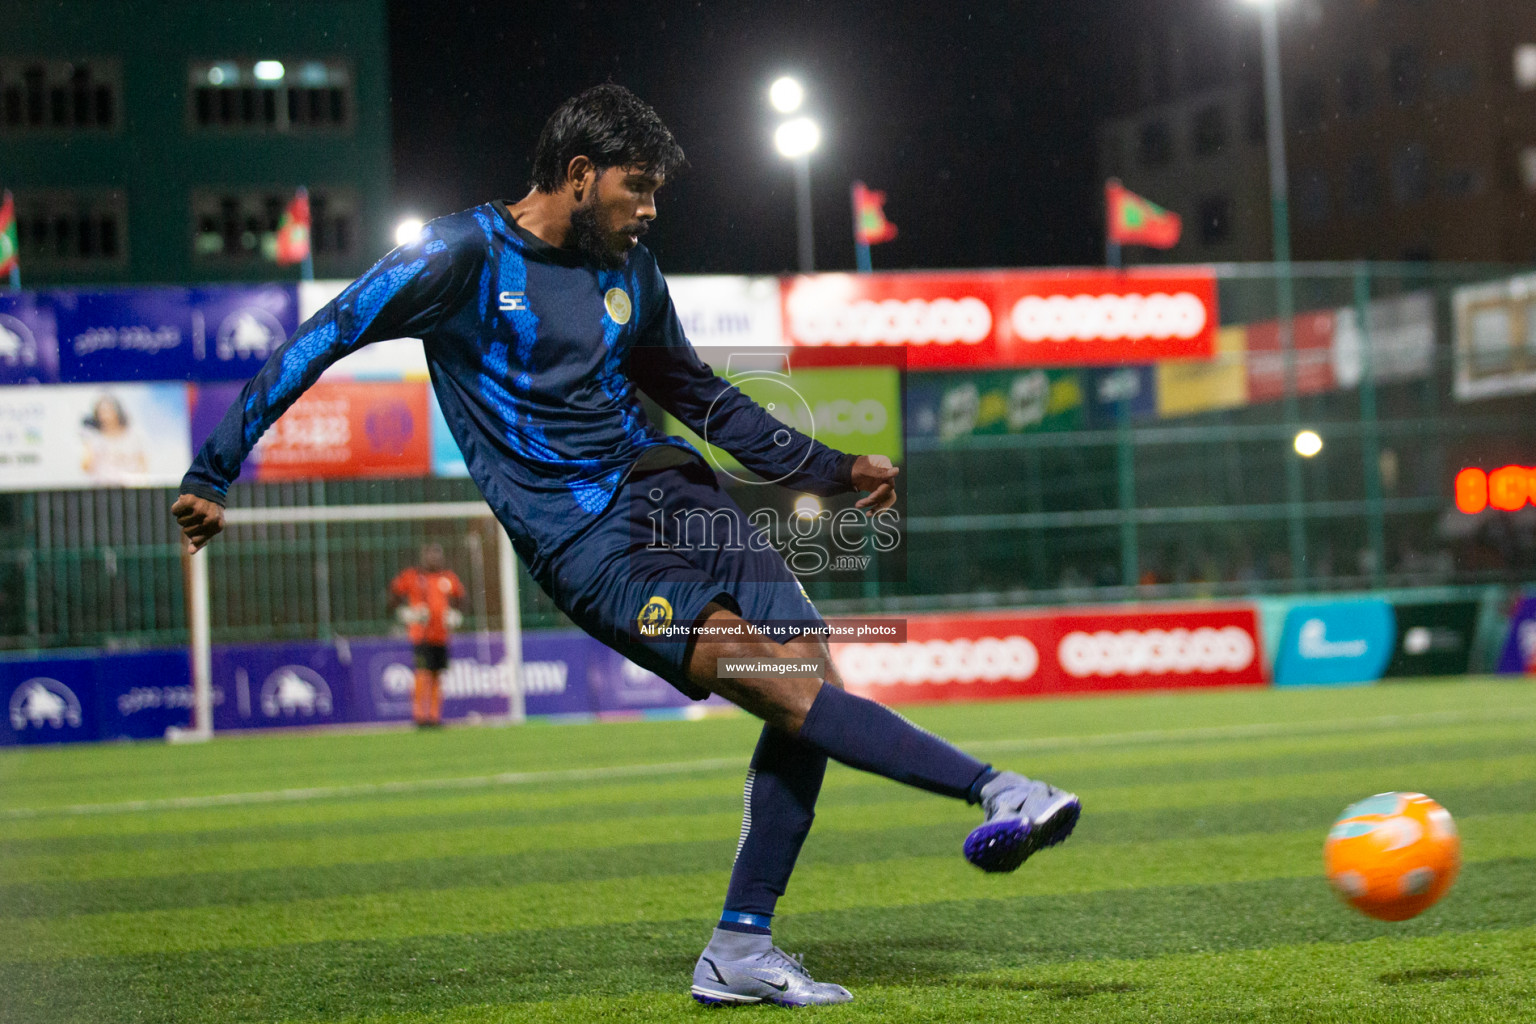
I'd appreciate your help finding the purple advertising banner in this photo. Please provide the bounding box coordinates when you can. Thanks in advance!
[50,284,299,383]
[1497,596,1536,674]
[0,292,60,384]
[0,650,197,746]
[211,641,352,731]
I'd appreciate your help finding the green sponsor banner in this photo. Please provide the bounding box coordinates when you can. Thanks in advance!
[663,365,902,473]
[907,368,1084,444]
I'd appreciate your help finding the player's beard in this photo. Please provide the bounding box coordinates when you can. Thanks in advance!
[569,202,641,270]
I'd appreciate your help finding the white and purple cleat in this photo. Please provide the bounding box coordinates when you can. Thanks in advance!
[964,771,1081,873]
[691,945,852,1007]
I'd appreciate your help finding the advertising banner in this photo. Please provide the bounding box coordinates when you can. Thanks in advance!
[196,380,432,482]
[1272,600,1396,687]
[666,275,785,350]
[1158,325,1249,418]
[0,657,99,746]
[1497,595,1536,674]
[663,365,903,470]
[211,641,352,731]
[831,605,1265,704]
[782,268,1218,369]
[906,368,1083,444]
[50,285,298,383]
[1382,601,1479,679]
[0,293,59,384]
[1083,365,1158,426]
[1452,272,1536,401]
[1332,292,1435,389]
[0,382,191,490]
[1246,311,1337,403]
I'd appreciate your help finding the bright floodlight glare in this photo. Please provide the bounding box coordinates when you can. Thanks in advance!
[253,60,285,82]
[207,66,226,86]
[1294,430,1323,457]
[394,218,425,246]
[793,495,823,519]
[769,76,804,113]
[774,117,821,159]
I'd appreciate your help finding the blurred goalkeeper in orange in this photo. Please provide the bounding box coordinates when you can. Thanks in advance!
[387,543,466,727]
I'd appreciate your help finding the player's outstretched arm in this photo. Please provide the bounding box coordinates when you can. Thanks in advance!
[852,454,899,513]
[171,493,225,553]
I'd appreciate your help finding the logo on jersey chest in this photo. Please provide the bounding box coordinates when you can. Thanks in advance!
[637,595,672,637]
[498,291,528,311]
[604,288,632,325]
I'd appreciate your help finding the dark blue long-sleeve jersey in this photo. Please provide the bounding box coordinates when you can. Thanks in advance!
[181,200,857,574]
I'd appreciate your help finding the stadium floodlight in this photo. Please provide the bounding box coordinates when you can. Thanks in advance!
[769,76,805,113]
[394,217,425,246]
[253,60,286,82]
[1294,430,1323,457]
[773,117,821,159]
[793,495,824,519]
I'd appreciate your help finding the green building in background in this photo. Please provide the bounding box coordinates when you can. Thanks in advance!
[0,0,392,286]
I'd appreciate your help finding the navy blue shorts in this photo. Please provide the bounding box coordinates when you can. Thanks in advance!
[533,460,823,700]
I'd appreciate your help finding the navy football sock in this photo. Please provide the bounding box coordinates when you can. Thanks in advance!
[719,725,827,929]
[798,683,994,802]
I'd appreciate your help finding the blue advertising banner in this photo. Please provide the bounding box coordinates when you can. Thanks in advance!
[51,284,299,383]
[95,651,200,740]
[1497,595,1536,674]
[1083,365,1158,426]
[1273,600,1396,687]
[0,293,60,384]
[0,656,99,746]
[211,640,352,731]
[1,650,202,745]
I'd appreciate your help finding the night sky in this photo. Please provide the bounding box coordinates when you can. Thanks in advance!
[388,1,1125,276]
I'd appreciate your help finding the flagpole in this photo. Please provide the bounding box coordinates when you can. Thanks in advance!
[850,182,869,273]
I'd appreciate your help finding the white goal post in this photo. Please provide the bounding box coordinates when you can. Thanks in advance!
[173,500,524,742]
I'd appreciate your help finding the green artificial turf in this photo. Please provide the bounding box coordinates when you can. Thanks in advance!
[1,679,1532,1022]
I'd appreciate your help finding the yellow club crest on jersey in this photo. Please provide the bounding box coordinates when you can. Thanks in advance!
[637,595,673,636]
[604,287,632,325]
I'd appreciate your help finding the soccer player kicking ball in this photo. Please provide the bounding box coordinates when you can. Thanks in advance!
[170,84,1079,1007]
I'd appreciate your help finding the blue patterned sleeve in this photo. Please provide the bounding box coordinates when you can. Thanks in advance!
[627,261,856,497]
[180,228,472,503]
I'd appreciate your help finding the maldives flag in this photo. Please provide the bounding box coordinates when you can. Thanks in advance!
[852,181,898,245]
[272,187,311,265]
[1106,179,1181,249]
[0,190,18,277]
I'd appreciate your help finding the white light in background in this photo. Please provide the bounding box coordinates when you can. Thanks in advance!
[1517,45,1536,89]
[394,218,425,246]
[206,66,226,86]
[773,117,821,159]
[769,76,805,113]
[792,495,823,519]
[253,61,285,82]
[1294,430,1323,458]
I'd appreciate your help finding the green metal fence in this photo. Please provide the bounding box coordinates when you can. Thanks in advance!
[3,261,1534,650]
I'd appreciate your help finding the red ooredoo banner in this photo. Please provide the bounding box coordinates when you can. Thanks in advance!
[782,268,1218,369]
[832,605,1266,704]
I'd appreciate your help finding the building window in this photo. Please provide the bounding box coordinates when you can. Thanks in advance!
[191,189,358,263]
[1198,196,1231,246]
[1192,105,1227,157]
[13,190,127,265]
[1390,143,1429,204]
[1298,169,1330,225]
[1341,59,1372,116]
[1294,76,1326,129]
[0,60,119,132]
[1138,119,1173,168]
[1346,156,1380,214]
[1516,45,1536,90]
[188,60,352,132]
[1389,46,1422,105]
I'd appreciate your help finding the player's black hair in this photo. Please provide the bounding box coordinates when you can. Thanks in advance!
[530,84,686,193]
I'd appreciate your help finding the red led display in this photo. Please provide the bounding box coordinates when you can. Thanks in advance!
[1455,466,1536,514]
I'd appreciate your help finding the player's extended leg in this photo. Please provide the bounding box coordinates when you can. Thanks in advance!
[687,604,1080,873]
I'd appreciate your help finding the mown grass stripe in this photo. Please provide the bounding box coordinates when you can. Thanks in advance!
[3,687,1523,816]
[8,780,1535,921]
[6,749,1530,885]
[4,810,1531,961]
[5,869,1533,1024]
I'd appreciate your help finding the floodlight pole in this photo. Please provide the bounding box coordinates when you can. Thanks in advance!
[1256,0,1308,584]
[793,154,815,273]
